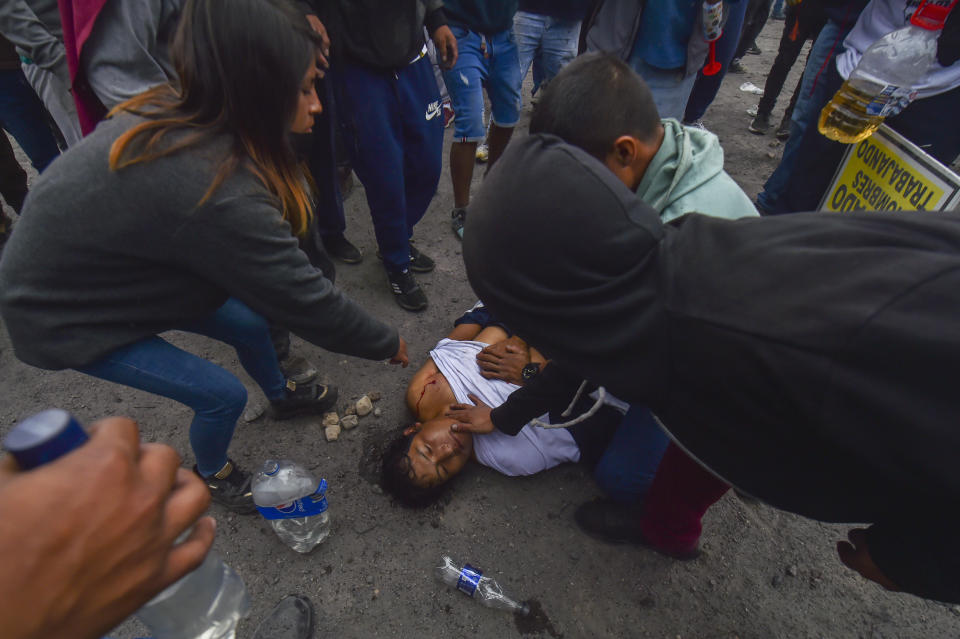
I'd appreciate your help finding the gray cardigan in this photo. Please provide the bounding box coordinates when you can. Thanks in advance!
[0,113,398,369]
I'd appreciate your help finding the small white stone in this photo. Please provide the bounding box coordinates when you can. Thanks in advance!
[341,414,359,430]
[322,412,339,427]
[373,407,382,418]
[324,424,341,441]
[356,395,373,416]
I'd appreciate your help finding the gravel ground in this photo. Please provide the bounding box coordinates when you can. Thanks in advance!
[2,18,960,639]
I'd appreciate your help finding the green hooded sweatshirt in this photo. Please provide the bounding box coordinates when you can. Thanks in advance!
[636,118,758,223]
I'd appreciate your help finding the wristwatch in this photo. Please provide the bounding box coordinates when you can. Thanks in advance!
[521,362,541,381]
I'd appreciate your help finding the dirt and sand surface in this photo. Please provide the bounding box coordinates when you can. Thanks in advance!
[2,18,960,639]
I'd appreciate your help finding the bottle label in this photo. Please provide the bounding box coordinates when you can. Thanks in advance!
[457,564,482,596]
[256,479,328,520]
[866,85,917,117]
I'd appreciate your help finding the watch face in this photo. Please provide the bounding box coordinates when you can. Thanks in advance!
[522,363,539,380]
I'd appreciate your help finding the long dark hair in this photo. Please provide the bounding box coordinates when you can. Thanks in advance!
[108,0,320,235]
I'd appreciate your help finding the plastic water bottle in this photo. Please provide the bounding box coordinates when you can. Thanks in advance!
[2,409,250,639]
[435,555,530,615]
[252,459,330,553]
[818,0,950,144]
[136,554,249,639]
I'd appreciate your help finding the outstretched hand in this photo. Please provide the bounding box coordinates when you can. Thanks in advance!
[0,417,215,639]
[837,528,900,592]
[446,393,495,434]
[390,337,410,368]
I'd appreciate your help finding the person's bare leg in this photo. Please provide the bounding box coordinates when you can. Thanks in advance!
[450,141,478,208]
[485,124,515,171]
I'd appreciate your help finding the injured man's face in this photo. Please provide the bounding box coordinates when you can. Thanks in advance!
[403,416,474,487]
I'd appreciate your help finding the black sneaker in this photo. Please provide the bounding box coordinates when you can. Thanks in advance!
[408,243,435,273]
[574,499,700,561]
[746,42,761,55]
[270,380,339,419]
[387,269,427,312]
[252,595,314,639]
[321,233,362,264]
[451,207,466,241]
[278,354,318,386]
[195,460,256,514]
[729,58,746,74]
[775,115,791,141]
[375,242,435,273]
[749,111,772,135]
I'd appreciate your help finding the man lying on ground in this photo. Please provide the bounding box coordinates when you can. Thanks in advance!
[445,51,760,535]
[379,303,666,507]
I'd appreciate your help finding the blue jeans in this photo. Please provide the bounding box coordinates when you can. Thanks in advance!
[78,299,286,477]
[627,57,698,121]
[0,68,60,173]
[683,0,750,123]
[443,26,522,141]
[593,405,671,504]
[513,11,581,97]
[334,55,443,272]
[757,20,842,213]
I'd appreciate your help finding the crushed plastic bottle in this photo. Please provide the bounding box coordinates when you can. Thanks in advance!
[435,555,530,615]
[818,0,950,144]
[253,459,330,553]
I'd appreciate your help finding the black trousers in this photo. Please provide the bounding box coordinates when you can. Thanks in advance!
[0,131,26,213]
[757,6,826,116]
[733,0,774,60]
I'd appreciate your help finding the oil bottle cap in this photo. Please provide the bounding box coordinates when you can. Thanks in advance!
[910,0,953,30]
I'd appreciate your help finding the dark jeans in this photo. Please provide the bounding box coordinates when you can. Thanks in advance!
[0,68,60,175]
[683,0,750,123]
[757,6,826,116]
[780,63,960,213]
[0,131,27,213]
[757,19,849,213]
[734,0,774,60]
[593,405,671,503]
[304,77,347,238]
[78,298,286,476]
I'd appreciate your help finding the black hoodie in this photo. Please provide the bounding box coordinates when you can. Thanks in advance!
[464,134,960,604]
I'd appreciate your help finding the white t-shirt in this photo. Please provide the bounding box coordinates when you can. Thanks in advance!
[428,338,581,476]
[836,0,960,98]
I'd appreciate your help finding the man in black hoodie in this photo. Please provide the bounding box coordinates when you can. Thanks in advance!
[308,1,457,311]
[459,133,960,604]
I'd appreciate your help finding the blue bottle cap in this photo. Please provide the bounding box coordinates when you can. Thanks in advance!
[3,409,89,470]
